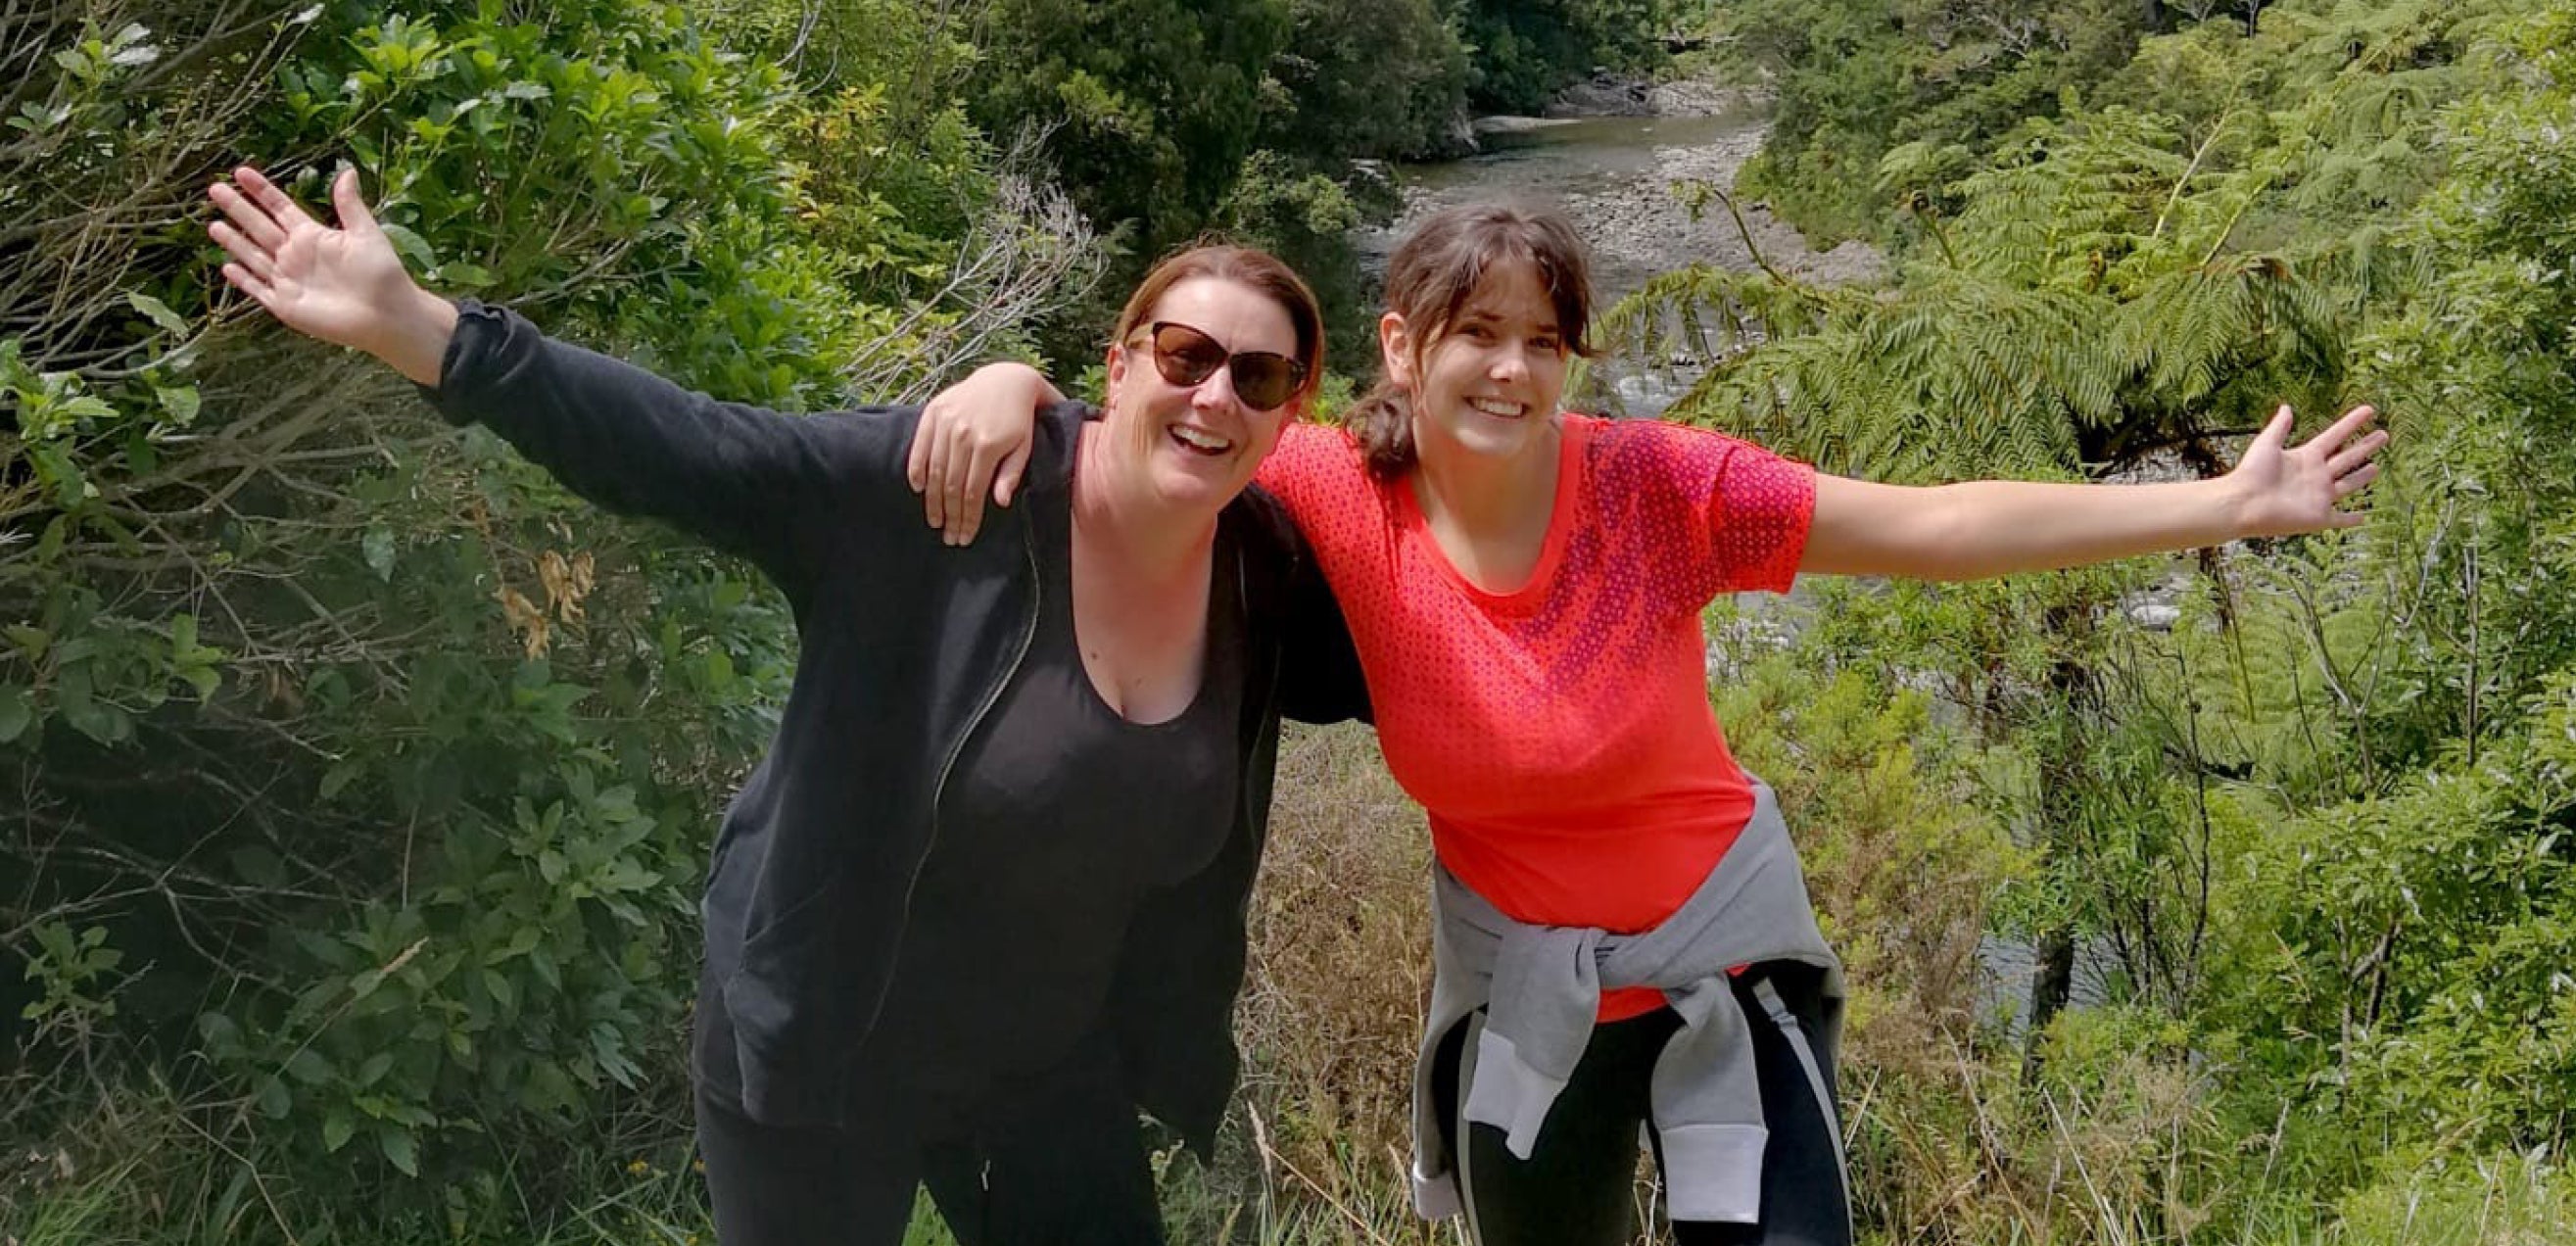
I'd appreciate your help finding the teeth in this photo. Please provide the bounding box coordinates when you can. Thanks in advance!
[1468,399,1525,418]
[1170,425,1233,454]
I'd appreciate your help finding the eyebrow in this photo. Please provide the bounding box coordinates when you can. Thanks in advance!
[1455,308,1561,336]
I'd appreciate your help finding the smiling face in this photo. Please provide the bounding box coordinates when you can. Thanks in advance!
[1099,275,1303,513]
[1386,257,1571,468]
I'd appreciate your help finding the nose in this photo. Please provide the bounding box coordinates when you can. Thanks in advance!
[1190,364,1239,411]
[1490,342,1530,385]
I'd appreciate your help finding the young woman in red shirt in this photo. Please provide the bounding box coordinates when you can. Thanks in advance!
[914,202,2385,1246]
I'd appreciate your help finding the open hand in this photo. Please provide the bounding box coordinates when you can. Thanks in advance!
[2228,404,2387,537]
[907,361,1062,546]
[208,166,453,384]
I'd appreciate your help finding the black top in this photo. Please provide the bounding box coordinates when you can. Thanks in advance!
[867,497,1247,1090]
[423,301,1371,1145]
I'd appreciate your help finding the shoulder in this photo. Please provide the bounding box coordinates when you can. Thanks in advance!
[1265,420,1367,488]
[1223,482,1306,566]
[1578,413,1812,501]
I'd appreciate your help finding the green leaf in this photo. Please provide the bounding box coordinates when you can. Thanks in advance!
[480,969,515,1012]
[376,1125,419,1175]
[125,292,188,336]
[322,1109,356,1154]
[195,1012,241,1050]
[155,384,201,425]
[256,1077,292,1120]
[284,1047,331,1085]
[229,846,286,888]
[362,526,396,581]
[318,758,365,801]
[376,222,438,272]
[0,687,30,743]
[3,626,46,658]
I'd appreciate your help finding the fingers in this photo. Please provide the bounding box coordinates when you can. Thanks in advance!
[2333,461,2381,500]
[939,425,972,546]
[2314,404,2378,449]
[219,261,276,308]
[994,441,1031,508]
[330,167,382,238]
[208,220,277,282]
[207,180,290,253]
[2252,403,2295,452]
[906,411,934,495]
[923,417,953,532]
[234,166,320,233]
[953,436,999,543]
[2325,428,2390,477]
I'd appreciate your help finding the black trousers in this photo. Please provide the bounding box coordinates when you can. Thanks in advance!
[1431,963,1851,1246]
[694,1033,1165,1246]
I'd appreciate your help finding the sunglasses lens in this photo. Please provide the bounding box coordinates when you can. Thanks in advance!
[1151,324,1225,387]
[1146,322,1304,411]
[1229,355,1299,411]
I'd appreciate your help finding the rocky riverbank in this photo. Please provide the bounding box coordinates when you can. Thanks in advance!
[1390,73,1886,303]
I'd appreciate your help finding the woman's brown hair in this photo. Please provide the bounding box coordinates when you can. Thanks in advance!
[1111,243,1326,407]
[1345,202,1599,480]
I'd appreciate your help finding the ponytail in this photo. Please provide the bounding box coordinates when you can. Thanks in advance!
[1344,378,1417,480]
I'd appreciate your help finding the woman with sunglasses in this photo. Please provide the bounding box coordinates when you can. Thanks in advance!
[204,165,1366,1245]
[913,201,2386,1245]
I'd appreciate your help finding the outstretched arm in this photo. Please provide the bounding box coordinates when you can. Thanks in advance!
[208,165,896,584]
[1801,405,2386,581]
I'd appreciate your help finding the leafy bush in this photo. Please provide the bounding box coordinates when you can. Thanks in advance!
[2,0,1087,1236]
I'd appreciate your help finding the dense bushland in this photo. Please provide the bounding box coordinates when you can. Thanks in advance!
[8,0,2570,1242]
[1600,0,2576,1238]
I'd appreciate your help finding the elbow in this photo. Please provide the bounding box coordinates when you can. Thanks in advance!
[1907,491,1986,581]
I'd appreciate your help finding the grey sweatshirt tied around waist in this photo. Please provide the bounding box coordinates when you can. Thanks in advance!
[1411,780,1845,1224]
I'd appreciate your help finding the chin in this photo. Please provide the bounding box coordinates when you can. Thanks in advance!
[1150,460,1244,508]
[1441,414,1545,461]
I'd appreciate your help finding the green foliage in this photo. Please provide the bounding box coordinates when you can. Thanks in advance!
[1263,0,1471,161]
[972,0,1292,255]
[0,0,1081,1236]
[1651,3,2576,1236]
[1457,0,1683,115]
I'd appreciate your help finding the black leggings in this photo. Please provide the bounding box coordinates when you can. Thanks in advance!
[1431,964,1850,1246]
[694,1041,1164,1246]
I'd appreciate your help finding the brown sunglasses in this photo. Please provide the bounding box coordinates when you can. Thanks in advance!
[1131,321,1308,412]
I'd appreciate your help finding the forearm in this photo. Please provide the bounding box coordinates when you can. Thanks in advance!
[1918,476,2251,580]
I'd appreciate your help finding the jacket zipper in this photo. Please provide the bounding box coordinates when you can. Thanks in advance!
[855,514,1044,1042]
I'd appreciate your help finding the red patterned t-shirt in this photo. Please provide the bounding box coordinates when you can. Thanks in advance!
[1258,414,1816,1019]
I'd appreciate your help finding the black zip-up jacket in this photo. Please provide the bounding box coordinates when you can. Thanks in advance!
[426,301,1369,1147]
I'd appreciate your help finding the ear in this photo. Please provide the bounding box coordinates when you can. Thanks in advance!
[1104,340,1128,407]
[1379,312,1414,389]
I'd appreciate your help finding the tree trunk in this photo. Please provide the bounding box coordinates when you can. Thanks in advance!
[2025,927,2076,1074]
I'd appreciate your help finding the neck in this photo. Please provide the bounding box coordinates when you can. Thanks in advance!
[1072,425,1219,578]
[1407,415,1560,538]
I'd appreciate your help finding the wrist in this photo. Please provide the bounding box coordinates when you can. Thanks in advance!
[2208,471,2260,542]
[371,285,459,388]
[978,359,1064,405]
